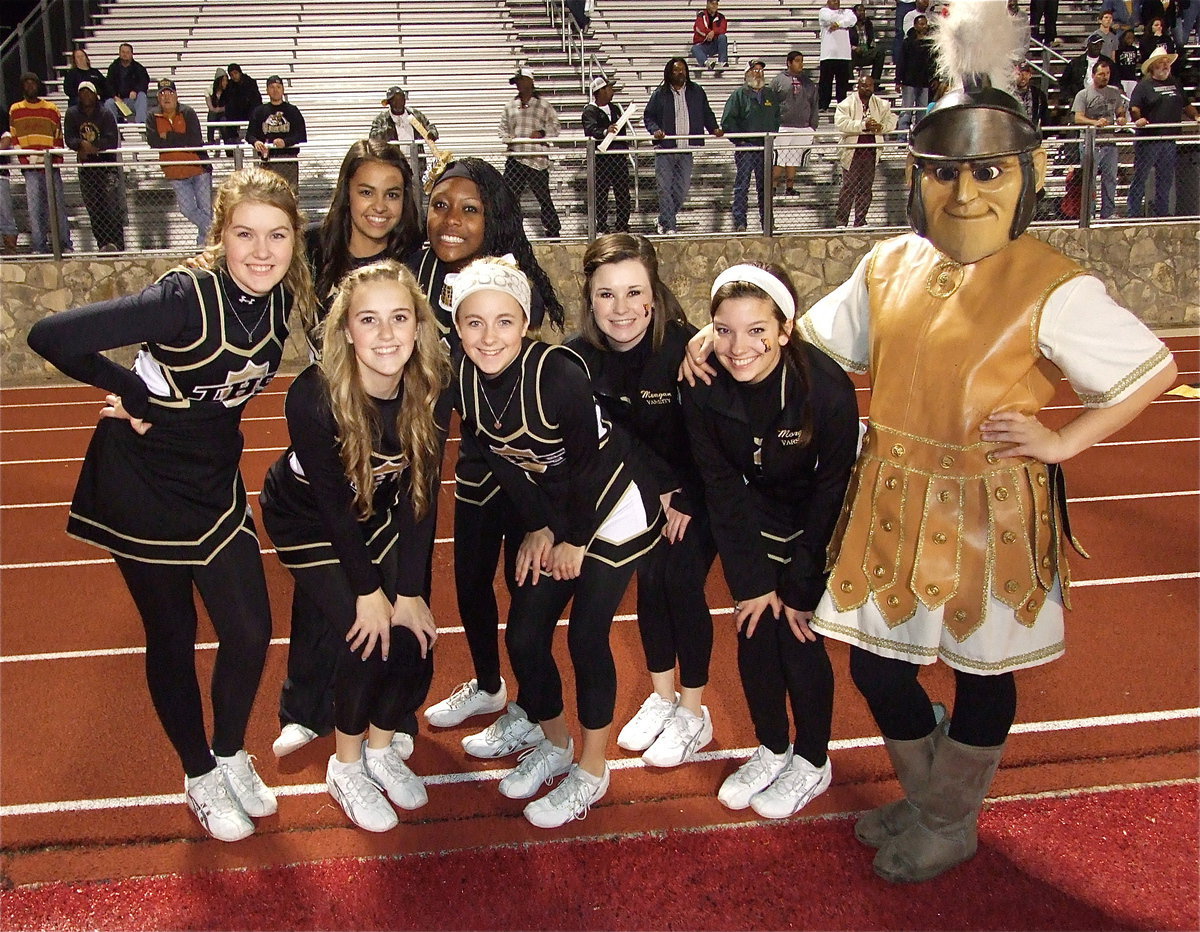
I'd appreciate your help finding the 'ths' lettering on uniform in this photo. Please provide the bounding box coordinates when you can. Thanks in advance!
[454,339,662,568]
[27,267,293,565]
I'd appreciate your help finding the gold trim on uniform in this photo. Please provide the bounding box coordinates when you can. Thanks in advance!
[1076,344,1173,406]
[925,258,964,298]
[799,315,868,374]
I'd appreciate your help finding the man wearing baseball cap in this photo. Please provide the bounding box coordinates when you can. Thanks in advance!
[369,85,439,147]
[498,66,561,237]
[1128,47,1199,217]
[720,58,779,232]
[64,79,126,250]
[146,77,212,245]
[246,74,307,192]
[581,75,631,233]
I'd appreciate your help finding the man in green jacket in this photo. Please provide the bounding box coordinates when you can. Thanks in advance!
[721,58,780,232]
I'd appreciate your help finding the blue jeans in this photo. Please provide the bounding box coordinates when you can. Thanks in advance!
[23,166,73,253]
[899,85,930,131]
[1177,0,1200,44]
[103,91,149,124]
[170,172,213,244]
[1128,138,1177,217]
[654,149,694,231]
[0,171,16,237]
[732,148,765,230]
[1081,142,1118,218]
[692,34,728,67]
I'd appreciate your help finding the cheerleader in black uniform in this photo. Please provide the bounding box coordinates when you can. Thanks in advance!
[271,138,424,759]
[26,167,316,843]
[406,159,567,759]
[259,261,449,832]
[679,264,858,819]
[451,257,661,828]
[565,234,719,768]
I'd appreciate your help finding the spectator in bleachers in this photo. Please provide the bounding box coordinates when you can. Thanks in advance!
[1176,0,1200,45]
[247,76,307,193]
[104,43,150,125]
[819,0,858,110]
[581,75,632,234]
[1029,0,1062,47]
[1115,28,1145,95]
[771,51,819,196]
[370,86,440,148]
[146,78,212,245]
[893,0,917,76]
[9,72,73,254]
[901,0,932,34]
[1141,0,1179,35]
[1095,11,1123,60]
[644,57,723,234]
[897,14,937,131]
[721,58,779,233]
[207,69,239,152]
[223,64,263,141]
[849,5,886,82]
[64,81,126,251]
[64,48,109,109]
[691,0,730,73]
[1100,0,1138,29]
[834,75,896,227]
[1073,60,1127,219]
[499,66,562,239]
[1013,60,1049,129]
[1129,47,1200,216]
[1061,35,1115,103]
[0,109,19,253]
[1140,15,1181,64]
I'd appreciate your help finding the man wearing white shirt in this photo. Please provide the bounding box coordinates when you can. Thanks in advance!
[819,0,858,109]
[833,75,897,226]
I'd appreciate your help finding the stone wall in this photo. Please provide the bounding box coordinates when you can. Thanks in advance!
[4,223,1196,385]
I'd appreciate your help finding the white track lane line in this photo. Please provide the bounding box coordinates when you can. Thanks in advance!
[1,707,1195,817]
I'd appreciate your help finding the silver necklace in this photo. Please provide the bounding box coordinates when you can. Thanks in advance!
[220,273,273,344]
[479,371,521,430]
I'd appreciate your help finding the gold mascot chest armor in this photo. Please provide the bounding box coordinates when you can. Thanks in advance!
[826,234,1087,640]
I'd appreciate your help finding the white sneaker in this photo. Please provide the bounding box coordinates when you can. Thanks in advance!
[499,738,574,799]
[326,756,399,832]
[717,745,792,810]
[462,703,544,759]
[391,732,414,760]
[749,755,832,819]
[524,764,609,828]
[642,705,713,768]
[185,768,254,842]
[706,58,717,70]
[215,749,277,817]
[272,722,317,758]
[424,678,508,727]
[363,745,428,810]
[617,692,678,752]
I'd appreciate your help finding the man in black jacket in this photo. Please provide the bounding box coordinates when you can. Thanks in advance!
[849,4,886,82]
[104,42,149,124]
[581,75,631,233]
[246,75,307,191]
[64,81,125,250]
[223,63,263,141]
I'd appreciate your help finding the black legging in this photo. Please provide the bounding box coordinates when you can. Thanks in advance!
[635,509,716,689]
[453,485,523,697]
[849,646,1018,748]
[289,562,433,736]
[737,614,834,767]
[506,556,640,730]
[114,529,271,778]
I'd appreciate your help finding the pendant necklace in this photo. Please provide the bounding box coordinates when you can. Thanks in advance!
[220,272,273,343]
[479,372,521,430]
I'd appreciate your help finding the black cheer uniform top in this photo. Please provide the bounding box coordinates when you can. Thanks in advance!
[680,343,859,610]
[565,319,705,516]
[258,365,451,596]
[27,267,291,564]
[454,339,662,567]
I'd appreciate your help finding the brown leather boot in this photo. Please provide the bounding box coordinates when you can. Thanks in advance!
[855,725,941,848]
[873,735,1005,883]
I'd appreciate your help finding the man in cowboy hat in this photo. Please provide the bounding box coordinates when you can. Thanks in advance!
[1128,46,1200,217]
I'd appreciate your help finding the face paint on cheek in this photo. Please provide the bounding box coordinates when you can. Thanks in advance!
[643,304,652,318]
[761,338,772,353]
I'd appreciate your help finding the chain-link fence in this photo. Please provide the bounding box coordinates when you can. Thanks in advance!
[2,121,1197,259]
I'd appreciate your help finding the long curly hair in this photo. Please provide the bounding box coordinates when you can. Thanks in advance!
[709,262,813,444]
[316,139,423,304]
[578,233,686,352]
[433,157,564,330]
[207,166,316,335]
[318,260,450,521]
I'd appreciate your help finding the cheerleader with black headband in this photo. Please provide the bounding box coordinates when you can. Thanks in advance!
[451,256,661,828]
[679,263,858,820]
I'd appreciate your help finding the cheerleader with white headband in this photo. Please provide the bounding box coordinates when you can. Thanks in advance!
[679,262,859,818]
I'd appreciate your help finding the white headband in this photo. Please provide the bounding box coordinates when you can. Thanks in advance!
[710,264,796,321]
[450,254,532,320]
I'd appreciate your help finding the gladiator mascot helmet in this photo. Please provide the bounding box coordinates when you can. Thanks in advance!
[907,0,1042,241]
